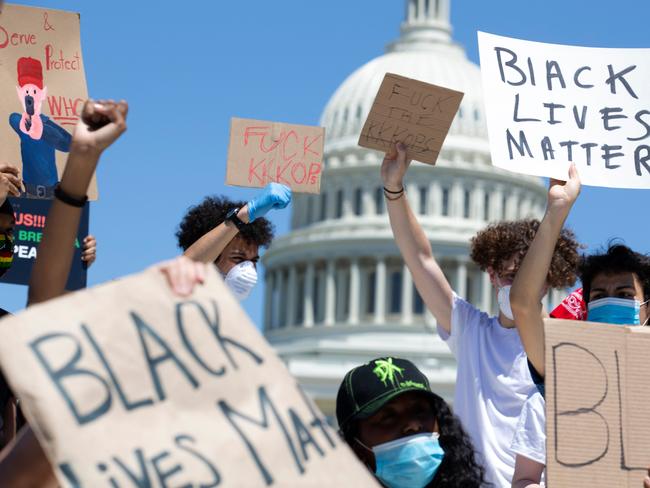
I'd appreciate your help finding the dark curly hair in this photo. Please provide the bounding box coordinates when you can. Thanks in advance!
[470,219,581,289]
[341,393,489,488]
[176,196,274,252]
[580,242,650,303]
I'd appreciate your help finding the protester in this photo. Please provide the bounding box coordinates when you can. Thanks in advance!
[509,165,650,487]
[176,182,290,300]
[337,356,487,488]
[381,143,579,486]
[0,162,96,450]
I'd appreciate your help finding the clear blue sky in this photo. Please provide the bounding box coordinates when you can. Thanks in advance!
[1,0,649,326]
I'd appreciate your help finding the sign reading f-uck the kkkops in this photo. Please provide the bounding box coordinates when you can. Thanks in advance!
[478,32,650,189]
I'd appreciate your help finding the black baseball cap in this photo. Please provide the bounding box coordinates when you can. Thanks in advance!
[336,356,439,432]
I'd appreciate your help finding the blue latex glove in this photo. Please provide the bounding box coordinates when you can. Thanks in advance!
[247,183,292,222]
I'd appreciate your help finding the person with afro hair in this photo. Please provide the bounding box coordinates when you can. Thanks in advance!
[176,182,291,300]
[381,143,580,487]
[509,166,650,488]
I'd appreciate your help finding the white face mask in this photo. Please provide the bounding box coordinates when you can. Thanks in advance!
[223,261,257,301]
[497,284,514,320]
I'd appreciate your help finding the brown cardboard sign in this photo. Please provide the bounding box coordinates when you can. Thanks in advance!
[545,318,650,487]
[358,73,463,164]
[227,117,325,194]
[0,4,97,200]
[0,266,378,487]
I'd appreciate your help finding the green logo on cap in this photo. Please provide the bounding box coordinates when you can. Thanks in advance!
[373,358,404,387]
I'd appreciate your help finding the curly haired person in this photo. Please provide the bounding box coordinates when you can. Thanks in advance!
[176,183,291,300]
[381,143,580,487]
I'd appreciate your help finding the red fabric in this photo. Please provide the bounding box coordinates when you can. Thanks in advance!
[17,57,43,89]
[550,288,586,320]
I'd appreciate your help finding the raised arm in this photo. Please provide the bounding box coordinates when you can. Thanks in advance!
[183,183,291,263]
[382,143,454,333]
[28,100,128,305]
[510,165,580,377]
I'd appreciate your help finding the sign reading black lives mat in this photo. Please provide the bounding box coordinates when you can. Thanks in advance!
[0,266,378,487]
[0,197,89,289]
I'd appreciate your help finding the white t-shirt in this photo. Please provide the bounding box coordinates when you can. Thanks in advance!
[437,293,536,488]
[512,391,546,465]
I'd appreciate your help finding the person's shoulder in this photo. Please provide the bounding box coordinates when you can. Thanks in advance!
[0,308,11,318]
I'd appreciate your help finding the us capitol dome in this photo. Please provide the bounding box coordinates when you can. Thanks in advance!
[261,0,553,420]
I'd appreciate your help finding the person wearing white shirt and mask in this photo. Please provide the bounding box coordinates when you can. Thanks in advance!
[177,183,291,300]
[381,143,580,487]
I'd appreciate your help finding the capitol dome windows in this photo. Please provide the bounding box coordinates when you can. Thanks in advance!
[353,188,363,216]
[319,193,328,221]
[418,186,428,214]
[463,189,471,218]
[335,189,344,218]
[375,187,384,215]
[441,187,450,216]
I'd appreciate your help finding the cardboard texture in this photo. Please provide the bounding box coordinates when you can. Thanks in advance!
[0,4,97,200]
[478,31,650,189]
[545,318,650,487]
[0,196,89,289]
[358,73,463,164]
[227,117,325,194]
[0,265,378,487]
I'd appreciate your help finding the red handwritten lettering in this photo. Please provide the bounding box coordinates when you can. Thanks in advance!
[275,160,293,185]
[0,25,37,49]
[291,163,307,184]
[307,163,322,185]
[303,134,322,158]
[248,157,268,185]
[244,126,270,146]
[281,130,299,162]
[45,44,81,71]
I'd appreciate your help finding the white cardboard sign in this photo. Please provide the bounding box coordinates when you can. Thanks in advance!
[478,32,650,189]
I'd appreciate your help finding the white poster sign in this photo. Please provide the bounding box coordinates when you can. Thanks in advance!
[478,32,650,189]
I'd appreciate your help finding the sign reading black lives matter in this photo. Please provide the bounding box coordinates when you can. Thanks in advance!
[0,197,89,289]
[0,266,378,487]
[478,32,650,189]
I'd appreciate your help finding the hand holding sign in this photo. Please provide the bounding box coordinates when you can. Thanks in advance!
[247,182,292,222]
[359,73,464,165]
[0,163,23,202]
[547,163,581,213]
[381,143,411,192]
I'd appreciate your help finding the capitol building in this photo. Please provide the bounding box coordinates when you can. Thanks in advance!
[262,0,556,420]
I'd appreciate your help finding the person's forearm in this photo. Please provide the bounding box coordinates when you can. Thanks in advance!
[184,207,249,263]
[28,147,99,305]
[386,193,453,331]
[511,206,569,375]
[0,426,57,487]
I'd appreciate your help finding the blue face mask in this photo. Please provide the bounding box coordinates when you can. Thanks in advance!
[587,297,644,325]
[361,433,445,488]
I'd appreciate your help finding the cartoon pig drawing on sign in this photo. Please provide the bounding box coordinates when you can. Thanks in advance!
[8,57,72,198]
